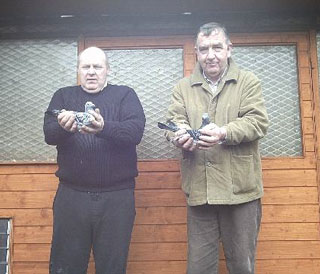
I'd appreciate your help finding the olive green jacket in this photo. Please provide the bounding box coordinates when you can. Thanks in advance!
[166,58,269,205]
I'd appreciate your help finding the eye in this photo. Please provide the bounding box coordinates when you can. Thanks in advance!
[213,46,223,52]
[198,47,209,54]
[94,65,103,70]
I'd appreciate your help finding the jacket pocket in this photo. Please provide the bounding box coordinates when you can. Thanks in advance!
[231,155,256,194]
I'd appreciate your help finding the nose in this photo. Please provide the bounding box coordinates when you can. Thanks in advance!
[88,65,95,74]
[207,48,216,59]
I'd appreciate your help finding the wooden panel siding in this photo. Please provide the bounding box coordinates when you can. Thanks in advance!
[1,31,320,273]
[2,157,320,273]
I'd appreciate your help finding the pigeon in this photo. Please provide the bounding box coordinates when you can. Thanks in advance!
[45,101,97,130]
[157,121,180,132]
[157,113,211,141]
[75,101,96,129]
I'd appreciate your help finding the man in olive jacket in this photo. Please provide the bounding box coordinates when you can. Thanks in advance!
[166,22,269,274]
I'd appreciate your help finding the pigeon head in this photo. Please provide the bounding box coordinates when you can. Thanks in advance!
[84,101,96,113]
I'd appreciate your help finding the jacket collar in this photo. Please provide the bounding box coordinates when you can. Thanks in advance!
[190,57,239,87]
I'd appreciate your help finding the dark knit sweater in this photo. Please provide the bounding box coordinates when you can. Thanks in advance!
[43,84,146,192]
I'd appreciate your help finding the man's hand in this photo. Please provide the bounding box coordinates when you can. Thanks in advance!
[171,128,197,151]
[79,108,104,134]
[57,110,77,133]
[197,123,226,150]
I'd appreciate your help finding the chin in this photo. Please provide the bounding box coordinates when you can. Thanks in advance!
[205,71,218,77]
[83,87,100,93]
[88,89,100,93]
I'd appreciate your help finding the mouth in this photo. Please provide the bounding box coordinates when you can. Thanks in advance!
[87,79,98,83]
[206,63,219,69]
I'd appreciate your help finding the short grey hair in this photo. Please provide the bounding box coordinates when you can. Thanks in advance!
[196,22,231,46]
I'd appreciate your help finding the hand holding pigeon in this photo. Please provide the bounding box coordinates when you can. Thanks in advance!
[46,101,103,133]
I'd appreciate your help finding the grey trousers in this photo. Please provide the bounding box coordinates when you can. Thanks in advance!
[187,199,262,274]
[49,184,136,274]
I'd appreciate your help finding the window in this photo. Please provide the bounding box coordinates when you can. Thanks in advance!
[233,45,302,156]
[0,34,313,162]
[0,219,11,274]
[0,39,77,163]
[106,48,183,159]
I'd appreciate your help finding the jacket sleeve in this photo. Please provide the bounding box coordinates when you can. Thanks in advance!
[224,73,269,145]
[165,81,192,140]
[43,89,74,146]
[96,88,146,146]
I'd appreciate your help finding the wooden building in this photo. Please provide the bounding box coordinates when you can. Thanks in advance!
[0,0,319,273]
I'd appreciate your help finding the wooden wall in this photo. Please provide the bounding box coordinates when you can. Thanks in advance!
[0,31,320,273]
[1,157,320,274]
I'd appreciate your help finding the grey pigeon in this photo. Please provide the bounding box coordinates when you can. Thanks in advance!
[75,101,96,129]
[45,101,97,130]
[158,113,210,141]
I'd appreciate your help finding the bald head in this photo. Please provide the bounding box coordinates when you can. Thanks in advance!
[78,47,109,69]
[78,47,109,94]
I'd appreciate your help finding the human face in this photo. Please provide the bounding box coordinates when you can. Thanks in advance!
[78,48,108,93]
[195,29,232,82]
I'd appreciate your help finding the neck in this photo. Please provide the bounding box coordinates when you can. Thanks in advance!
[204,66,228,84]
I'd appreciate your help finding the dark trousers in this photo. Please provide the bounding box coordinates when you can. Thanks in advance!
[187,199,262,274]
[50,184,136,274]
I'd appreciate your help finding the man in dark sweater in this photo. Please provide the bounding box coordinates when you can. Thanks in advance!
[44,47,146,274]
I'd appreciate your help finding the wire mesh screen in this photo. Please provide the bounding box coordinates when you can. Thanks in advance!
[0,39,78,162]
[233,45,302,156]
[107,46,302,158]
[106,48,183,159]
[0,41,302,162]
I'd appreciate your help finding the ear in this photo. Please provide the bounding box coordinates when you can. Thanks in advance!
[227,43,233,58]
[194,46,199,61]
